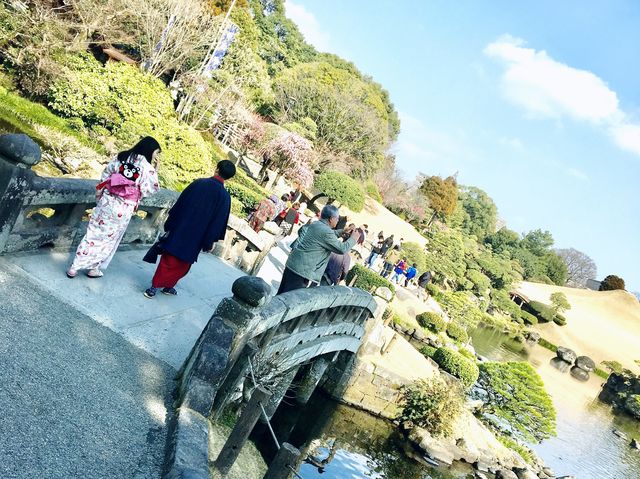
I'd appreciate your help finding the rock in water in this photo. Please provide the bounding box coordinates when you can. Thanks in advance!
[556,346,577,364]
[631,438,639,449]
[542,466,555,477]
[570,365,590,382]
[514,468,538,479]
[496,470,518,479]
[575,355,596,372]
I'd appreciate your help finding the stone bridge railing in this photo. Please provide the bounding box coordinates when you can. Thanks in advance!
[164,275,389,478]
[0,134,269,273]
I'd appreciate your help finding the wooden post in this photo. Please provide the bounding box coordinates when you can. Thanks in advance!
[263,443,300,479]
[214,386,272,476]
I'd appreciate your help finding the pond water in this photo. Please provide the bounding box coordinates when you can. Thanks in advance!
[253,392,471,479]
[471,327,640,479]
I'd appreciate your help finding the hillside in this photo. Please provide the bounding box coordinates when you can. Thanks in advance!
[516,281,640,372]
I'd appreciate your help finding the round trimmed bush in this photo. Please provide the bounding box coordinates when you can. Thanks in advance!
[519,310,538,325]
[345,264,395,297]
[420,345,437,359]
[553,314,567,326]
[425,282,441,298]
[446,322,469,343]
[416,312,445,333]
[314,171,365,212]
[433,347,479,388]
[526,300,555,322]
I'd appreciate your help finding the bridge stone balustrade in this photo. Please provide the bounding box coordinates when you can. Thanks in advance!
[0,134,269,273]
[164,276,386,478]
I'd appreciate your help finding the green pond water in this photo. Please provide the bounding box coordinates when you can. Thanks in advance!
[253,392,471,479]
[471,327,640,479]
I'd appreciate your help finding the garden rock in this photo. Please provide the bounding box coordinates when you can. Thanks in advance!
[496,470,518,479]
[525,331,541,343]
[570,366,590,382]
[625,395,640,419]
[515,468,538,479]
[556,346,577,364]
[542,466,555,477]
[575,355,595,372]
[0,133,41,166]
[631,438,639,449]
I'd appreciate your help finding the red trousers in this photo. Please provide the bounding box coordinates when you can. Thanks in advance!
[152,253,191,288]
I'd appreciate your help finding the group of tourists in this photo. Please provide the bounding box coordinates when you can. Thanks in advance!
[249,191,304,236]
[66,137,238,299]
[63,136,419,302]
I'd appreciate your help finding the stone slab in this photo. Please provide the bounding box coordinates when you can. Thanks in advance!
[4,248,245,369]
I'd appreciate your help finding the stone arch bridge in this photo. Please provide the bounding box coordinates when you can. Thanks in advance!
[0,134,389,479]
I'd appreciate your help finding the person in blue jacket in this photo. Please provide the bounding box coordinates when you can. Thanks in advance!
[144,160,236,298]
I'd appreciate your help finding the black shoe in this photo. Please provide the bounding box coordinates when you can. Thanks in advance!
[162,287,177,296]
[144,287,158,299]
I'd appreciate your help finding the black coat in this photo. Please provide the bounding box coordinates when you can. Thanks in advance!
[162,177,231,264]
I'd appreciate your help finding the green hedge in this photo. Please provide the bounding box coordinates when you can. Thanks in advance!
[538,338,557,352]
[553,314,567,326]
[230,197,244,217]
[47,53,214,189]
[425,282,441,297]
[416,312,445,333]
[446,322,469,343]
[225,182,265,215]
[420,345,437,358]
[432,347,479,388]
[519,310,538,325]
[526,300,555,322]
[400,242,427,272]
[345,264,395,297]
[458,348,476,360]
[314,171,365,212]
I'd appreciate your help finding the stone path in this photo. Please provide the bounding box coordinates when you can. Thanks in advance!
[0,260,173,479]
[5,248,245,369]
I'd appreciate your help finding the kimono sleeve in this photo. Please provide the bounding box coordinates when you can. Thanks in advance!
[138,160,160,198]
[100,156,120,181]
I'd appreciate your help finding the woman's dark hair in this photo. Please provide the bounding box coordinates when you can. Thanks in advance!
[217,160,237,180]
[118,136,161,164]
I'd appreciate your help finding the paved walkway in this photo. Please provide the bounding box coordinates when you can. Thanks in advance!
[0,247,250,478]
[5,248,245,369]
[0,260,173,479]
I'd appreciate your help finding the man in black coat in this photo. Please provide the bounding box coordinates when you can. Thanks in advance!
[144,160,236,298]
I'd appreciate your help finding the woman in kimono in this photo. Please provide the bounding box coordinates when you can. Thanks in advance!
[66,137,161,278]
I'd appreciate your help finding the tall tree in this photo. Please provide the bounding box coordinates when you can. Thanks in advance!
[556,248,597,287]
[599,275,626,291]
[450,186,498,242]
[420,175,458,226]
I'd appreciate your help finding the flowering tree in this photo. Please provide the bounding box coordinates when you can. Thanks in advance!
[240,115,314,188]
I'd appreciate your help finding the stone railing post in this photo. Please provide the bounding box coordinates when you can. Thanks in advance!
[0,134,40,253]
[176,275,273,417]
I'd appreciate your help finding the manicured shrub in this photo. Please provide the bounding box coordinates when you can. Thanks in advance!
[400,242,427,272]
[345,264,395,297]
[446,322,469,343]
[416,312,445,333]
[538,338,557,352]
[314,171,365,212]
[47,53,214,189]
[230,198,244,217]
[399,378,465,437]
[526,300,555,322]
[419,345,437,358]
[458,348,476,360]
[432,347,479,389]
[476,362,556,443]
[519,310,538,325]
[553,314,567,326]
[599,274,625,291]
[225,182,265,215]
[425,282,441,298]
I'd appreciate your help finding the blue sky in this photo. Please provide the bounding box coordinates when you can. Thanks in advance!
[285,0,640,292]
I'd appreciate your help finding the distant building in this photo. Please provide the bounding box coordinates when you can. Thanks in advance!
[586,279,601,291]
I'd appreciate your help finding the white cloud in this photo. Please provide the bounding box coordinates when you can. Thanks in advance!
[499,136,524,150]
[393,112,475,178]
[285,1,331,52]
[566,167,589,182]
[486,35,640,158]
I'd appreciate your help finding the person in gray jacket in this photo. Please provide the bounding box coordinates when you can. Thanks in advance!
[277,204,361,294]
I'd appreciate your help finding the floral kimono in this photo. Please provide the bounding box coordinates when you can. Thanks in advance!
[70,154,159,271]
